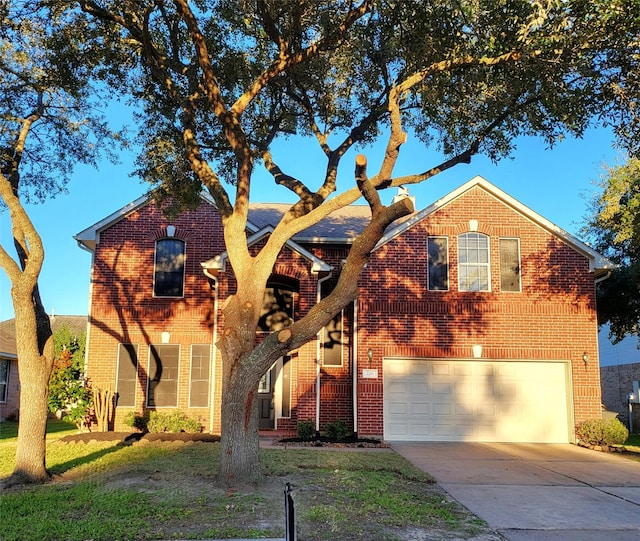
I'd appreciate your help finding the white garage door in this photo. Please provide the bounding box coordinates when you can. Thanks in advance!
[383,358,571,443]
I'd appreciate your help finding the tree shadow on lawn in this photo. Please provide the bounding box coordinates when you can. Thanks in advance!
[47,441,137,477]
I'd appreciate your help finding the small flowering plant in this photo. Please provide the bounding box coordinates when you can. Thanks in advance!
[48,326,93,429]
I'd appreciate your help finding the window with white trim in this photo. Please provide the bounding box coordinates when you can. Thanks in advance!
[499,238,521,292]
[258,284,295,332]
[323,311,344,366]
[0,360,9,402]
[427,236,449,291]
[458,232,490,292]
[189,344,210,408]
[147,344,180,407]
[154,238,186,297]
[116,343,138,407]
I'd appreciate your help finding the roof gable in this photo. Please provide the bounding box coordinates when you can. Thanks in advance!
[74,191,217,252]
[201,225,332,274]
[374,176,613,274]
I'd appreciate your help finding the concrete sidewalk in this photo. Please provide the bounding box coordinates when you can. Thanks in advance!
[393,442,640,540]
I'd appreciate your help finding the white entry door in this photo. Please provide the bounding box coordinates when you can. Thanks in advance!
[383,358,571,443]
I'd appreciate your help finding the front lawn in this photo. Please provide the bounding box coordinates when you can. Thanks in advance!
[625,433,640,448]
[0,422,497,541]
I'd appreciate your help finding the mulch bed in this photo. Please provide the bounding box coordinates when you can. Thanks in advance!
[275,435,389,448]
[58,432,388,448]
[58,432,220,444]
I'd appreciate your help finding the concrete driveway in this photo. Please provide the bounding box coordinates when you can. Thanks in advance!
[392,442,640,540]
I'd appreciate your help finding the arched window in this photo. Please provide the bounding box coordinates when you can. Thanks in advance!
[154,238,186,297]
[458,232,490,292]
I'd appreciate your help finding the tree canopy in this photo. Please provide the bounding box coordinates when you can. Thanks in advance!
[586,158,640,343]
[77,0,640,211]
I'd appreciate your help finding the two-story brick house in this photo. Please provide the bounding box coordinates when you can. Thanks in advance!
[75,176,611,442]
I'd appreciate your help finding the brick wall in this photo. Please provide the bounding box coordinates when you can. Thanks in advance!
[86,198,222,431]
[356,185,602,438]
[600,362,640,430]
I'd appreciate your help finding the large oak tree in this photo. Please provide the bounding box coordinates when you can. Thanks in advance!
[0,1,122,485]
[75,0,640,485]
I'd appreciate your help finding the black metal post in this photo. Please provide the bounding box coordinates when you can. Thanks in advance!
[284,482,296,541]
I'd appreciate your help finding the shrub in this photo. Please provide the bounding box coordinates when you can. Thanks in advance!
[324,420,349,441]
[123,412,148,432]
[146,411,202,433]
[296,419,315,440]
[575,418,629,447]
[48,351,93,429]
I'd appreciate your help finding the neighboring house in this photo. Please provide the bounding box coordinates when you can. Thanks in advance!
[74,176,612,443]
[0,320,19,421]
[600,362,640,430]
[0,315,87,421]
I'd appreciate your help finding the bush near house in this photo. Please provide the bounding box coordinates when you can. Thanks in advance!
[125,410,202,433]
[297,419,315,440]
[48,325,92,429]
[575,418,629,447]
[48,353,92,429]
[324,420,350,441]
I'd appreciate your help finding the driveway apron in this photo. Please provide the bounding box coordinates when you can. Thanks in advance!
[392,442,640,541]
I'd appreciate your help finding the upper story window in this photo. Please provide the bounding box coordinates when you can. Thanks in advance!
[154,238,185,297]
[427,236,449,291]
[258,281,296,332]
[458,232,490,292]
[499,238,521,292]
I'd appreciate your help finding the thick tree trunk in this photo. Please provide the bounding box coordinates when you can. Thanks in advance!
[6,296,54,486]
[13,367,50,483]
[218,355,262,486]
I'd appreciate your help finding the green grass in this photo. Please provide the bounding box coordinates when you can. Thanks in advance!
[0,423,491,541]
[625,433,640,447]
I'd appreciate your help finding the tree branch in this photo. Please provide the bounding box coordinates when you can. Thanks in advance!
[231,0,373,116]
[262,151,313,200]
[172,0,253,217]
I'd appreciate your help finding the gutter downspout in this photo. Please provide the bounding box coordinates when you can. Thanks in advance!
[203,270,218,434]
[83,249,96,375]
[316,272,332,433]
[352,298,358,435]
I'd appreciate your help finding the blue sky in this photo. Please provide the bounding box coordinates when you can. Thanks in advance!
[1,120,637,364]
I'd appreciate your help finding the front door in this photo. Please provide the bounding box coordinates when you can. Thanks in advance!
[258,365,276,429]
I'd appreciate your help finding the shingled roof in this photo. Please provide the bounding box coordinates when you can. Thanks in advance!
[0,315,88,360]
[247,203,373,244]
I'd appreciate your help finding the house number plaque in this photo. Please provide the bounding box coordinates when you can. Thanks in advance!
[362,369,378,379]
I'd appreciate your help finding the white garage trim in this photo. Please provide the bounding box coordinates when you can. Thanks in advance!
[383,358,574,443]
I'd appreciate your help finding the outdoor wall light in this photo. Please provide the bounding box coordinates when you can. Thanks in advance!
[472,344,483,358]
[367,348,374,367]
[161,331,171,344]
[582,352,589,366]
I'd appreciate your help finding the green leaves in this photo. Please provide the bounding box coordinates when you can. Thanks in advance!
[586,158,640,343]
[0,1,130,204]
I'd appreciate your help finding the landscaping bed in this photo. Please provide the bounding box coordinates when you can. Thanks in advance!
[276,434,389,448]
[58,431,220,444]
